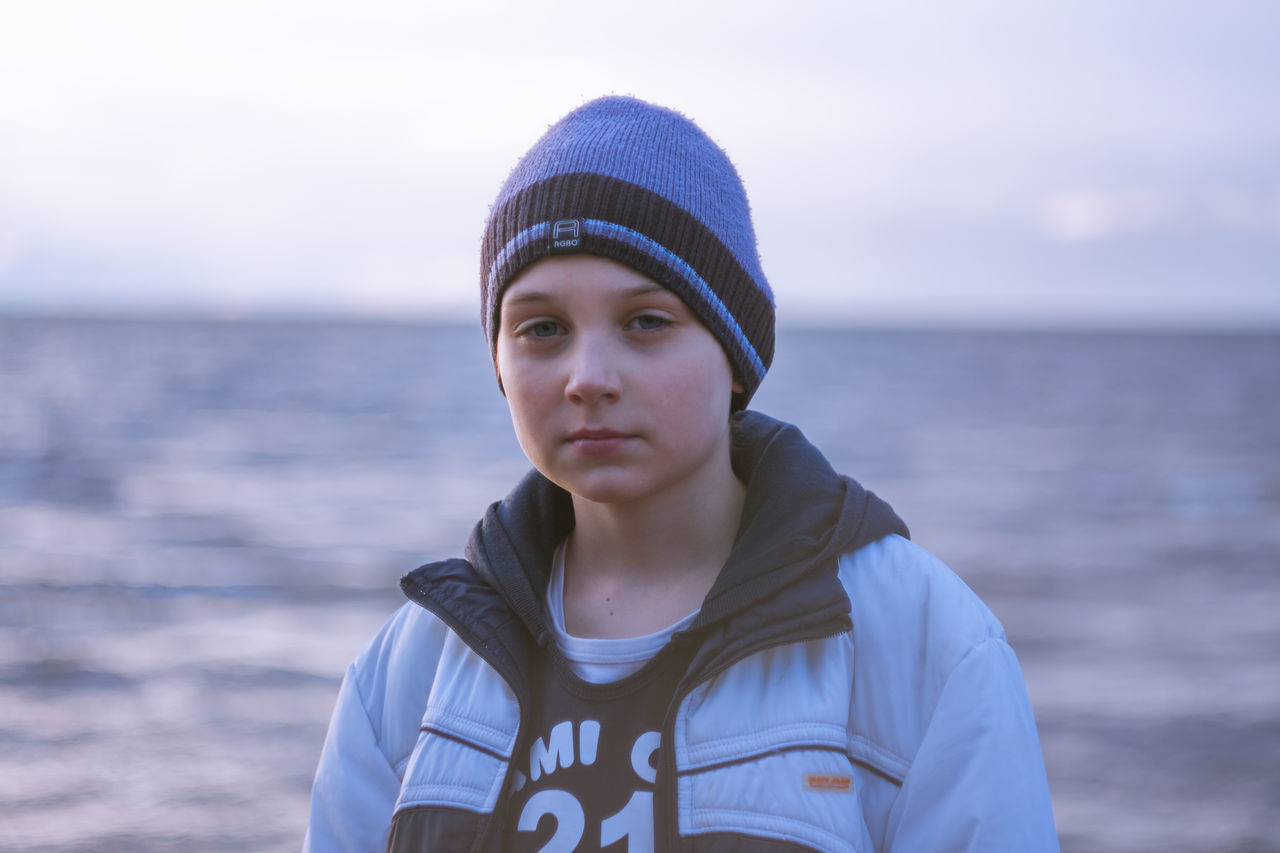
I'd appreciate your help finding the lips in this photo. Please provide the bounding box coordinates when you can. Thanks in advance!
[565,427,634,455]
[567,428,629,441]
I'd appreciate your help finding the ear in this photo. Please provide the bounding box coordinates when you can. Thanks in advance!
[732,376,745,395]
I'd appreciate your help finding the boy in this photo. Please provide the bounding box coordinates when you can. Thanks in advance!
[305,96,1058,851]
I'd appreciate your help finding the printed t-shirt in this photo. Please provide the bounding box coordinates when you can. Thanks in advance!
[500,545,699,851]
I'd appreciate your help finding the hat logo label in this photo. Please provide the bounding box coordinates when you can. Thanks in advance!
[551,219,581,251]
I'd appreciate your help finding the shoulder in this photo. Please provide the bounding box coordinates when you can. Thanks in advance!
[359,597,453,664]
[839,533,1005,656]
[347,601,452,762]
[837,535,1017,756]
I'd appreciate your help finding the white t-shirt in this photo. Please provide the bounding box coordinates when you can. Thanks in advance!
[545,543,699,684]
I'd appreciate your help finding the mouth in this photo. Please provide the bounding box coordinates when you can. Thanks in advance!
[567,428,629,441]
[565,427,634,454]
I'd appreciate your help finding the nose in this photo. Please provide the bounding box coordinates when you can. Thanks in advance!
[564,333,621,405]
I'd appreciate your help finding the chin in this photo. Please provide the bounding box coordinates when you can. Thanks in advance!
[554,470,656,506]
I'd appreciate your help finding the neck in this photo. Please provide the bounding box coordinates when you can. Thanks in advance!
[561,453,746,638]
[568,461,745,581]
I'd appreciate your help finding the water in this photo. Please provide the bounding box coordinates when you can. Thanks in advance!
[1,316,1277,852]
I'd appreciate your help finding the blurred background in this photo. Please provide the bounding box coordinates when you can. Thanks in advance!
[1,1,1277,850]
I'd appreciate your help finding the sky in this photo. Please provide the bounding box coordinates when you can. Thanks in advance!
[1,0,1277,328]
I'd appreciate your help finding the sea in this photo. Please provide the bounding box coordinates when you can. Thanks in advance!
[1,315,1277,852]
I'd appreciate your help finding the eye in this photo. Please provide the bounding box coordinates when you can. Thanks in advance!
[629,314,671,332]
[517,319,566,339]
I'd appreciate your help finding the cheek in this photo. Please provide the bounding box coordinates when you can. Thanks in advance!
[494,338,513,392]
[495,344,532,406]
[503,388,550,467]
[502,377,543,427]
[655,359,735,419]
[496,362,556,448]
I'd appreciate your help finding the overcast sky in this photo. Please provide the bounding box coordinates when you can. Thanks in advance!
[1,0,1277,327]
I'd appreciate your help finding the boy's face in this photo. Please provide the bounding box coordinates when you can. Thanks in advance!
[496,255,742,507]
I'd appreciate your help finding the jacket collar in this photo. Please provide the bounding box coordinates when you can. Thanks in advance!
[404,412,908,666]
[702,411,908,626]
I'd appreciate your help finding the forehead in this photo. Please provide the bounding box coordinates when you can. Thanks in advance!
[500,255,679,309]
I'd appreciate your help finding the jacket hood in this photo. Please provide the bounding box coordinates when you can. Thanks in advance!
[436,411,907,649]
[704,411,908,623]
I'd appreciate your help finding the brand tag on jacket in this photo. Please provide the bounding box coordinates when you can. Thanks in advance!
[803,772,853,793]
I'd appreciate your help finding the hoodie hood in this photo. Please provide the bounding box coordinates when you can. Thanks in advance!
[407,411,907,658]
[704,411,908,623]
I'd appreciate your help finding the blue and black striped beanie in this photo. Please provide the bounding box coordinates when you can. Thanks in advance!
[481,95,775,407]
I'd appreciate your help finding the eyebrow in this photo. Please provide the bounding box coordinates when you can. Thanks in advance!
[502,290,556,307]
[503,282,674,305]
[620,283,673,299]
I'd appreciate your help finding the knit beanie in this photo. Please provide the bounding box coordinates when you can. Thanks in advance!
[480,95,775,407]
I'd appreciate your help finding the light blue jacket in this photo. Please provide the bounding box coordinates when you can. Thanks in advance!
[306,535,1058,851]
[306,415,1059,851]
